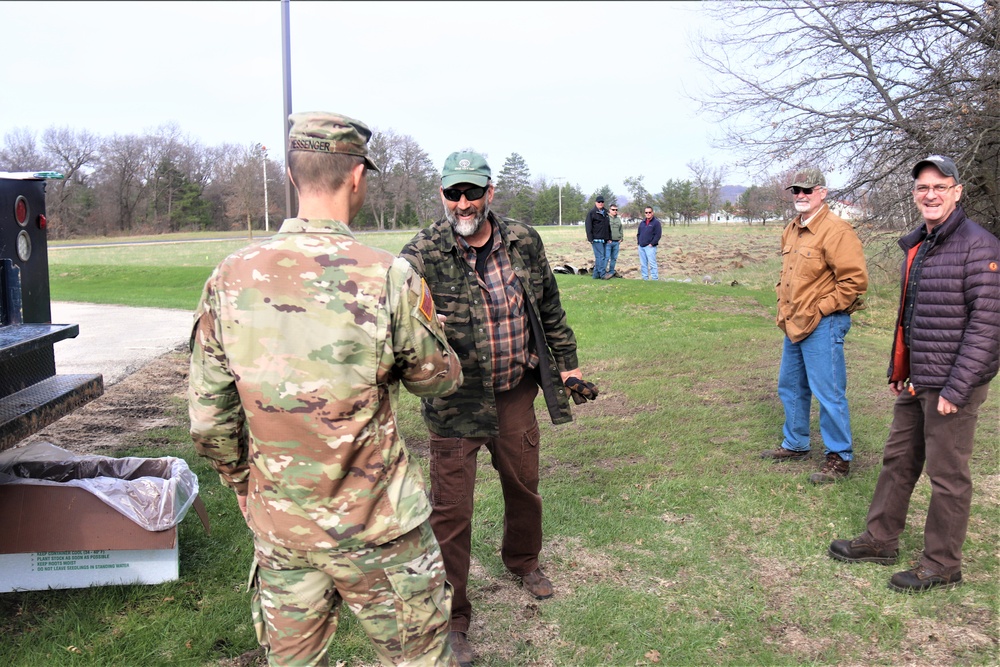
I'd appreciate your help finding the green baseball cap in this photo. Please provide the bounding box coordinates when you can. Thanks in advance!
[287,111,380,172]
[786,168,826,190]
[441,151,491,188]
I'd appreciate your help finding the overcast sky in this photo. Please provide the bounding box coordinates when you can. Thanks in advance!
[2,1,751,196]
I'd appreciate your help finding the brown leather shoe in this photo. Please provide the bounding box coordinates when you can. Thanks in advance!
[889,566,962,593]
[809,453,849,483]
[520,568,554,599]
[449,631,474,667]
[828,536,898,565]
[760,447,810,461]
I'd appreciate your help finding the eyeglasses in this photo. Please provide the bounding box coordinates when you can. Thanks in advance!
[609,208,617,211]
[442,185,488,202]
[913,184,957,195]
[644,211,653,215]
[790,186,816,195]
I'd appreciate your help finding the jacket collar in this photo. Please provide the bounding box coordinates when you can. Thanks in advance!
[899,205,966,251]
[277,217,353,236]
[792,203,830,233]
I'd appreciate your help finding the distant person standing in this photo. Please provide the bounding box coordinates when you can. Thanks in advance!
[829,155,1000,592]
[585,195,611,279]
[605,204,624,279]
[189,111,462,666]
[637,206,662,280]
[761,168,868,484]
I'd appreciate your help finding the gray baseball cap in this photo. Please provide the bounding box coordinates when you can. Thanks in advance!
[911,155,959,181]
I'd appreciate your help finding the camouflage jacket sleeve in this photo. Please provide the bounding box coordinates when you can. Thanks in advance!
[386,256,462,397]
[188,273,250,494]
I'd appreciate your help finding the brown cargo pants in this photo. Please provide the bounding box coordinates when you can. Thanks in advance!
[427,377,543,634]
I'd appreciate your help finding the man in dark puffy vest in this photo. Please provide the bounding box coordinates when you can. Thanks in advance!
[828,155,1000,593]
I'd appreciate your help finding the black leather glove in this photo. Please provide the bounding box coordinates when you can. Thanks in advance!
[564,376,599,405]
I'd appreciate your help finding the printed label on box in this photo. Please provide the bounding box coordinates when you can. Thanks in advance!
[0,547,179,593]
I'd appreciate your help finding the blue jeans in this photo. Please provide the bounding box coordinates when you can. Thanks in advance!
[591,241,609,278]
[606,241,620,275]
[777,312,853,460]
[639,245,658,280]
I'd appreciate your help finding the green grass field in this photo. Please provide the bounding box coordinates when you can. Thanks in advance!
[3,225,997,666]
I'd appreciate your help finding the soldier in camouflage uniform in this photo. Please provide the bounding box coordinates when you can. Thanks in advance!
[400,151,595,667]
[189,112,462,667]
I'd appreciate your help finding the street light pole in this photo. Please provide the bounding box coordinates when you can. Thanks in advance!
[554,177,564,226]
[261,145,270,232]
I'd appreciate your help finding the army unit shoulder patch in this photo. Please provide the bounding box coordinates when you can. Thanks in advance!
[418,278,435,322]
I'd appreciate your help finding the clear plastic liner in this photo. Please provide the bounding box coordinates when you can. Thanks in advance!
[0,442,198,532]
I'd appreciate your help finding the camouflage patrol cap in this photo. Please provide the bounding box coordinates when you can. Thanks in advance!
[786,168,826,190]
[441,151,491,188]
[287,111,380,172]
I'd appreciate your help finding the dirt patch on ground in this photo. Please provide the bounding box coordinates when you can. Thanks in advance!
[19,348,190,456]
[548,233,776,281]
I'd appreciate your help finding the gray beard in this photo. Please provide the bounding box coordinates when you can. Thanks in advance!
[445,202,490,238]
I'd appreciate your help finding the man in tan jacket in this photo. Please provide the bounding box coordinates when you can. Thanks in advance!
[761,168,869,483]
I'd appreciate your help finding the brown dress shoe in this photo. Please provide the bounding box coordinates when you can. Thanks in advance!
[760,447,810,461]
[809,453,849,483]
[828,536,898,565]
[889,566,962,593]
[449,631,474,667]
[520,568,554,599]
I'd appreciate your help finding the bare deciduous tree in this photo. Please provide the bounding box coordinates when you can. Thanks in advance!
[0,128,43,172]
[41,127,100,238]
[695,0,999,236]
[366,129,438,230]
[687,158,728,224]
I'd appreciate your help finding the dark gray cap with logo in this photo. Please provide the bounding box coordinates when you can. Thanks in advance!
[912,155,959,181]
[786,168,826,190]
[287,111,380,172]
[441,151,491,188]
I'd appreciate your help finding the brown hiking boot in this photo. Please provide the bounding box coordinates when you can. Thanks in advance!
[889,566,962,593]
[449,631,474,667]
[809,453,849,483]
[828,536,898,565]
[520,568,554,599]
[760,447,810,461]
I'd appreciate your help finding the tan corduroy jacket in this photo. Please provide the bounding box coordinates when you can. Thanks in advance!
[776,204,869,343]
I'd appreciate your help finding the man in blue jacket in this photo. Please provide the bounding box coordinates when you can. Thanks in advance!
[637,206,662,280]
[828,155,1000,593]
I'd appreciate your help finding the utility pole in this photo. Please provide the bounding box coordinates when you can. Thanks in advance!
[261,145,270,232]
[554,177,565,226]
[281,0,296,218]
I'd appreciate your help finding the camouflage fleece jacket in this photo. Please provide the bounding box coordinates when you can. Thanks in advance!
[400,212,579,437]
[189,217,461,552]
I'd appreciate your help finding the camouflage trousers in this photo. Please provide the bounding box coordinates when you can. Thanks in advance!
[249,521,458,667]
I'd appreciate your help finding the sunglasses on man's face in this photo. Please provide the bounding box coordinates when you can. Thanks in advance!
[442,185,488,202]
[790,186,816,195]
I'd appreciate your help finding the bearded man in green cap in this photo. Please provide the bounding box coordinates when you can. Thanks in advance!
[400,150,597,666]
[189,111,462,666]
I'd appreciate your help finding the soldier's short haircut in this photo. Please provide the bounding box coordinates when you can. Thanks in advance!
[289,151,366,195]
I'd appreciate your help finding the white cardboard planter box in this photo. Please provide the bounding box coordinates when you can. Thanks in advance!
[0,444,209,593]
